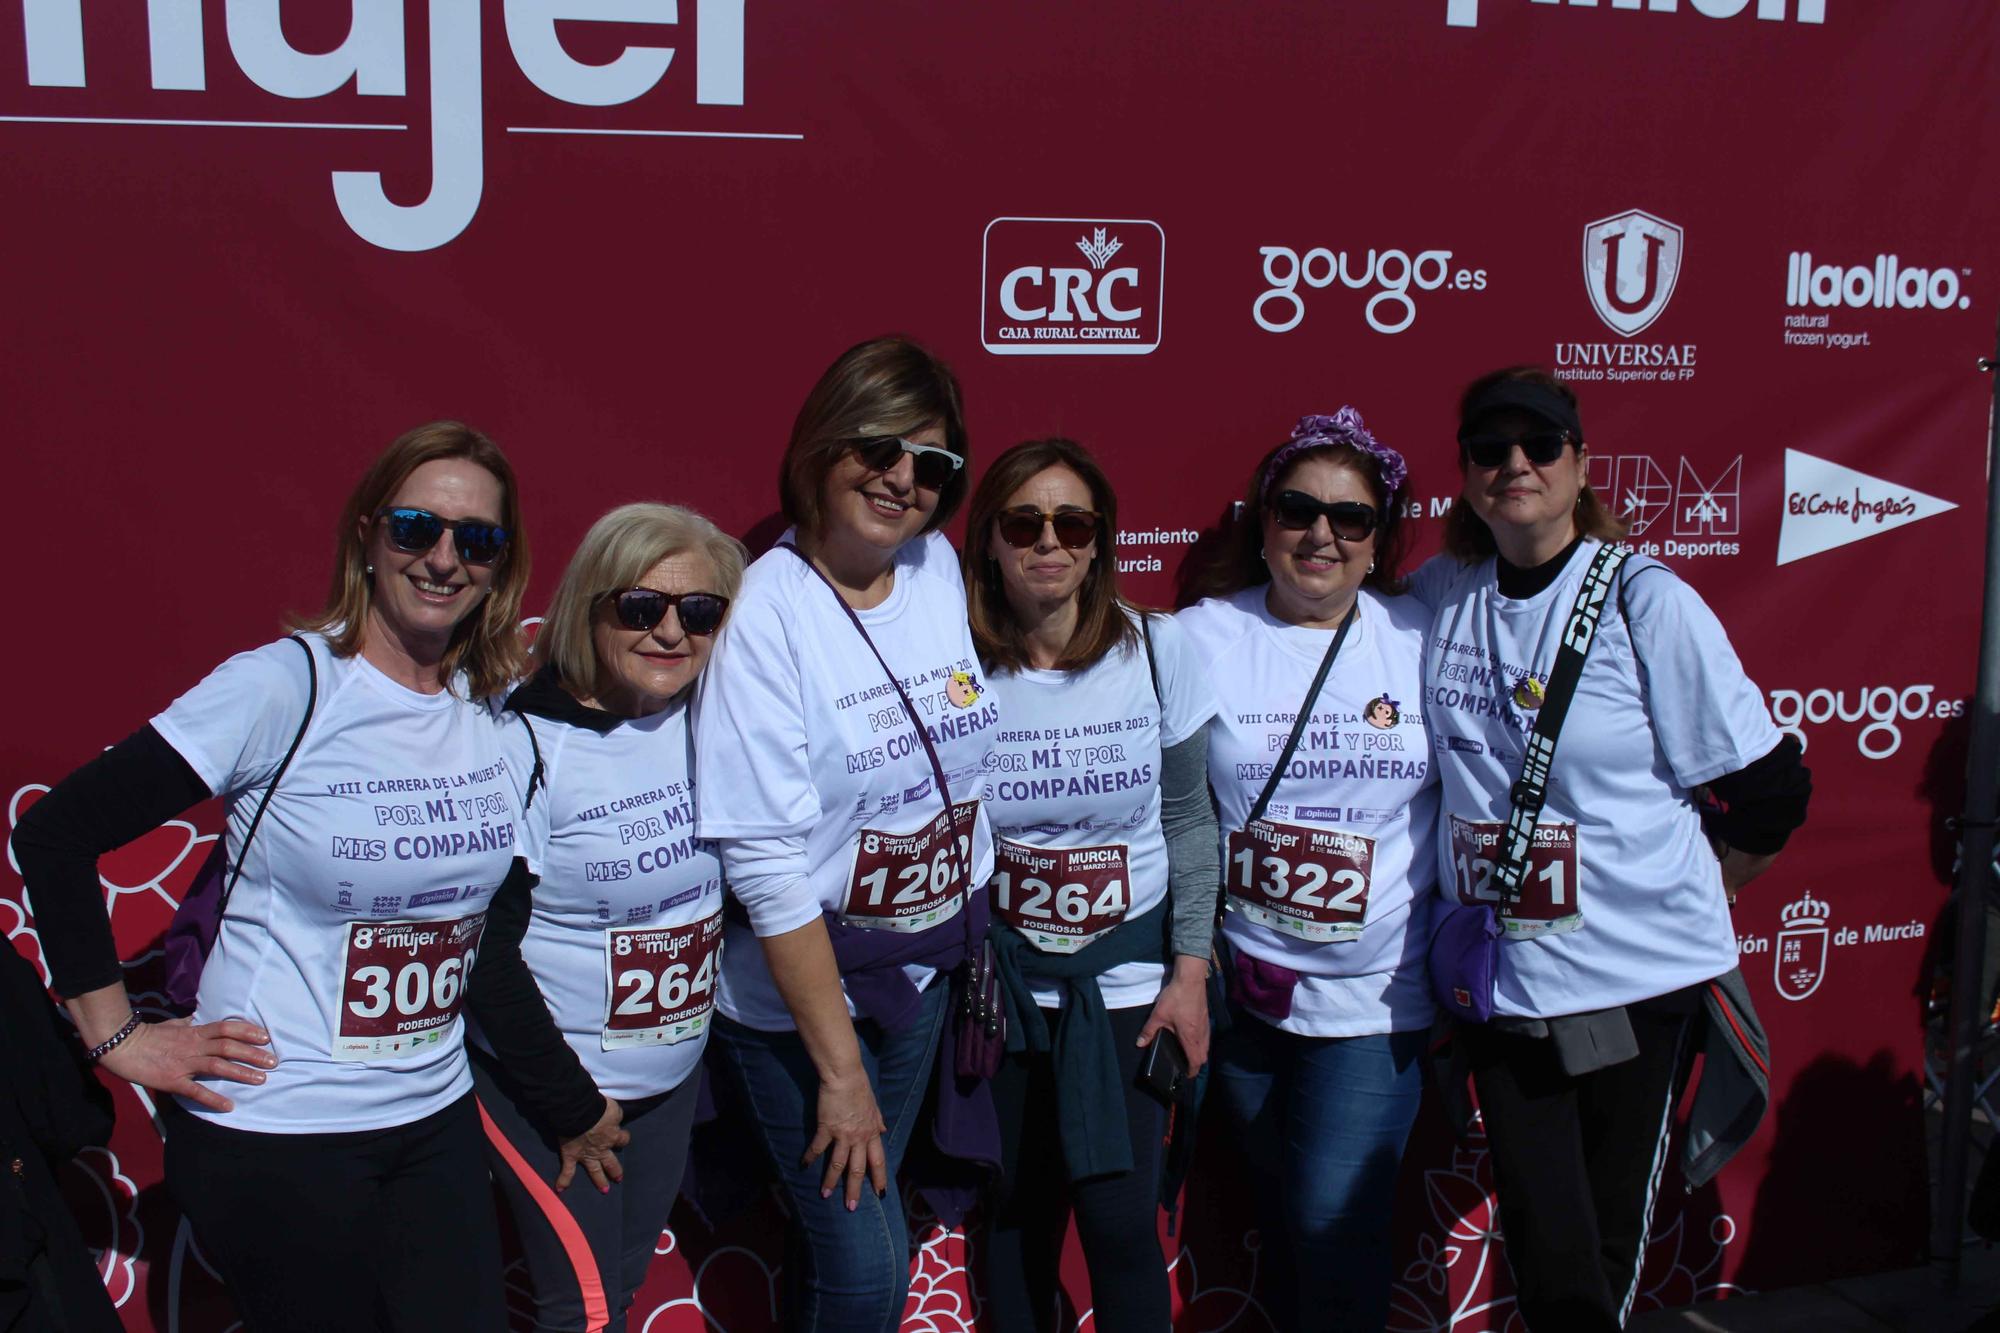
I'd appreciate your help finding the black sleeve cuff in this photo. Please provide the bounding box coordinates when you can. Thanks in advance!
[1699,736,1811,856]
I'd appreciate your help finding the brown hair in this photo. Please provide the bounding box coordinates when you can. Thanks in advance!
[778,336,970,539]
[1442,365,1629,560]
[1180,430,1412,605]
[291,421,530,698]
[962,438,1142,675]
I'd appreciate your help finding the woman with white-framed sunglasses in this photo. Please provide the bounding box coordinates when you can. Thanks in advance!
[692,335,1003,1331]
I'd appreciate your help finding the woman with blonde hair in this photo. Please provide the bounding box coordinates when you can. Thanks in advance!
[14,421,532,1331]
[469,502,746,1333]
[694,336,1002,1331]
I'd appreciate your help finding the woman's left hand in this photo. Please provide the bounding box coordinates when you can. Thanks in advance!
[1136,955,1212,1075]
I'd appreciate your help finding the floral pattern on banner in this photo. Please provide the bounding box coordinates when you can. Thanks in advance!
[3,784,1747,1332]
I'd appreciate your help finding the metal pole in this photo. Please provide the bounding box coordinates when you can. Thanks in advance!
[1936,315,2000,1287]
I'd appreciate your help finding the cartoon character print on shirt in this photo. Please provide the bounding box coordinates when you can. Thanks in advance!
[834,653,1000,932]
[1224,693,1428,943]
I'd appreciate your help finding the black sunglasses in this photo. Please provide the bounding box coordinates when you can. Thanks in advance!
[604,588,730,637]
[374,507,510,565]
[1270,490,1379,541]
[847,436,964,491]
[996,508,1101,550]
[1459,430,1574,470]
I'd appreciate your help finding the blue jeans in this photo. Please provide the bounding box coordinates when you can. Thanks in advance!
[710,982,948,1333]
[1210,1010,1427,1333]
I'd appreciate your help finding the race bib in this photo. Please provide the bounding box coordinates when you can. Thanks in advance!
[1449,815,1582,938]
[1226,820,1373,943]
[841,800,979,933]
[333,914,485,1061]
[991,838,1130,954]
[602,911,723,1050]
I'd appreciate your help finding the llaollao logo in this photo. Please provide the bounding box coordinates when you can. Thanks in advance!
[1447,0,1827,27]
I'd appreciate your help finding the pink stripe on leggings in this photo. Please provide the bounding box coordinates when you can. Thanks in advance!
[477,1097,611,1333]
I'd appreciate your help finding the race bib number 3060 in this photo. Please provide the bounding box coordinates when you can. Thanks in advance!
[1226,820,1373,943]
[1449,815,1582,938]
[842,801,979,934]
[602,911,723,1050]
[334,914,485,1061]
[991,838,1129,954]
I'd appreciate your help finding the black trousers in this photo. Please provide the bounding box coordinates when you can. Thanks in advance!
[162,1092,505,1332]
[984,1002,1169,1333]
[1463,994,1697,1333]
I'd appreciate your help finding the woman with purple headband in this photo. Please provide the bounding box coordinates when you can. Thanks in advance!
[1178,409,1440,1332]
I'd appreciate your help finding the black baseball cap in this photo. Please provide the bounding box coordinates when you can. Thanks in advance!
[1457,379,1585,445]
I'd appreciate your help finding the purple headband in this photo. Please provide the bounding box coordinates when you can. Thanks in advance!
[1261,407,1408,503]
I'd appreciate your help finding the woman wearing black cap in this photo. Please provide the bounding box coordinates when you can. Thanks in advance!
[1414,366,1809,1331]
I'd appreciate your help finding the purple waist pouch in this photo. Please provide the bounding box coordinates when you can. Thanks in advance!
[1428,902,1503,1024]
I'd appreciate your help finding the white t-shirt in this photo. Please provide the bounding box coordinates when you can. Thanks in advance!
[978,611,1219,1010]
[485,699,723,1100]
[1176,586,1440,1038]
[1418,543,1781,1018]
[152,635,525,1133]
[693,530,1001,1032]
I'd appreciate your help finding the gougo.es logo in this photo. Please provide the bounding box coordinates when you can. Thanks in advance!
[1254,246,1487,335]
[1768,685,1964,760]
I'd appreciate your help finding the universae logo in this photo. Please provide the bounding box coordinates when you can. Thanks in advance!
[982,217,1165,356]
[9,0,771,253]
[1446,0,1825,28]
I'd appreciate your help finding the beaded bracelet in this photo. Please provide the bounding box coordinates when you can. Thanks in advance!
[87,1013,144,1064]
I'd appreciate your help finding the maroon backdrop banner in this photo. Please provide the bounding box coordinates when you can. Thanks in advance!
[3,3,1996,1329]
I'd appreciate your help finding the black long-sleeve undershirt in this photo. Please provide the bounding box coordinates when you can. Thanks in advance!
[464,857,606,1139]
[1495,539,1810,853]
[12,726,212,998]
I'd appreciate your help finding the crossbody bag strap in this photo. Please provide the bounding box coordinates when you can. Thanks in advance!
[218,633,319,917]
[778,542,968,878]
[1492,543,1630,900]
[1139,613,1163,711]
[1245,600,1358,828]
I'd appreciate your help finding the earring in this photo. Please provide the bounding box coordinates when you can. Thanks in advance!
[1259,546,1267,560]
[1368,559,1377,574]
[365,564,374,576]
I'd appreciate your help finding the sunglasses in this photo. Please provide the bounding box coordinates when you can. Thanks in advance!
[1270,490,1379,541]
[995,508,1101,551]
[374,507,510,565]
[1459,430,1574,469]
[604,588,730,637]
[847,436,964,491]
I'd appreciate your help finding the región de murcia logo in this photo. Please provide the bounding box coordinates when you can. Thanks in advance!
[1773,891,1831,1002]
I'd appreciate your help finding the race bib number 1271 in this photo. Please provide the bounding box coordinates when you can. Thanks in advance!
[1449,815,1582,938]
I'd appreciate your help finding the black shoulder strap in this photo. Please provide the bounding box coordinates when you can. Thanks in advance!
[1138,613,1163,710]
[1493,543,1629,900]
[218,634,319,916]
[1246,600,1358,828]
[513,710,546,813]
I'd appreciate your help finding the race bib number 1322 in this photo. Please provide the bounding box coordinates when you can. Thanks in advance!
[1226,820,1373,944]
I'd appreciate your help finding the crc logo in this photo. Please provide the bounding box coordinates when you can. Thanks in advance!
[1582,209,1684,337]
[982,218,1164,356]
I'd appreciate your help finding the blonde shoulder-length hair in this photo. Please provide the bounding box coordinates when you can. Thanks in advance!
[291,421,531,699]
[534,503,748,703]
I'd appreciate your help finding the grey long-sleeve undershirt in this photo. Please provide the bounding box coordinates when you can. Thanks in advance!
[1161,727,1221,961]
